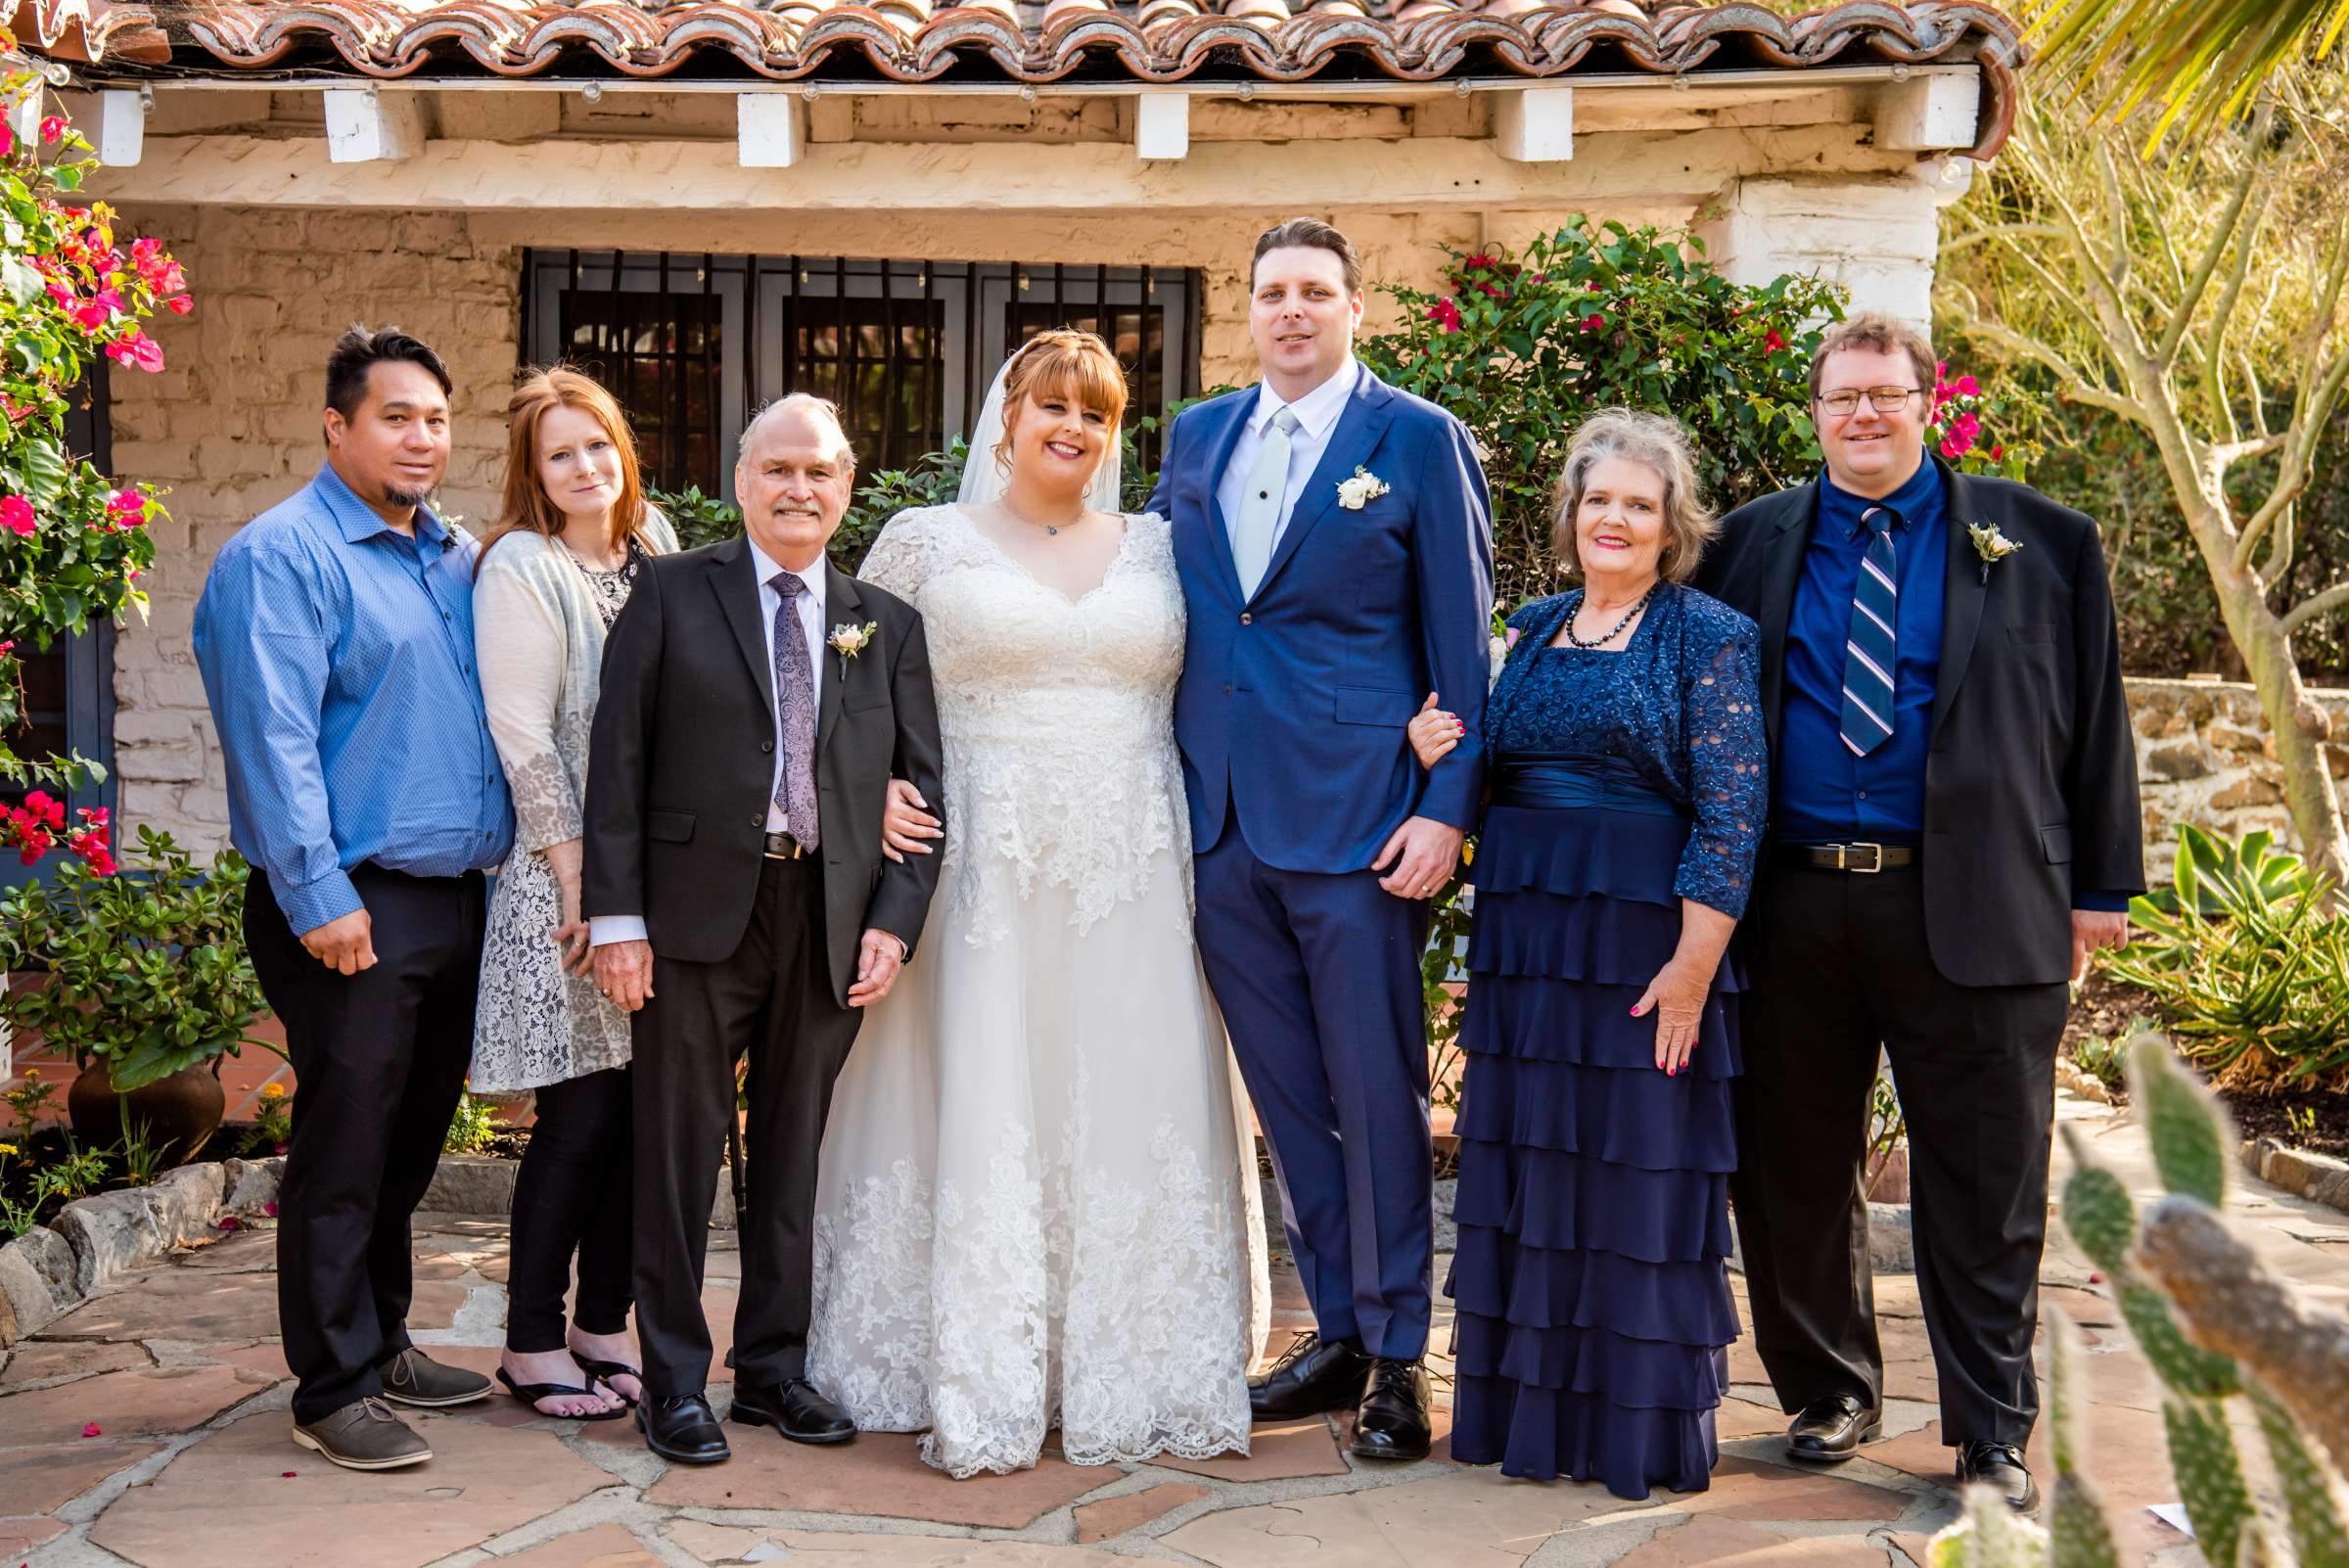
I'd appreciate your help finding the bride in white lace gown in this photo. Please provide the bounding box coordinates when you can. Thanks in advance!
[807,332,1269,1479]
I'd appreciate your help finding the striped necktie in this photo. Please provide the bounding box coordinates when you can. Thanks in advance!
[1839,504,1901,758]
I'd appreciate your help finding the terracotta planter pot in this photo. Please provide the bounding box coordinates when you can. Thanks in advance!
[66,1062,227,1167]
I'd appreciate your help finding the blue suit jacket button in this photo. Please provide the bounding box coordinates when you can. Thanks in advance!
[1239,613,1253,625]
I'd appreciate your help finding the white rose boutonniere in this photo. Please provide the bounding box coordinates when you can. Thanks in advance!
[1336,466,1391,511]
[1965,522,2023,584]
[828,621,878,679]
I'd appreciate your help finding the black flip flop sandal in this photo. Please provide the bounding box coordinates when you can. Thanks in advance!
[494,1366,630,1421]
[572,1356,645,1408]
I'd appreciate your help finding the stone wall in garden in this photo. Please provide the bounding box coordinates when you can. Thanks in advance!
[2127,675,2349,872]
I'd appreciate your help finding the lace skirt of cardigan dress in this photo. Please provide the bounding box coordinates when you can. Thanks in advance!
[1445,792,1744,1499]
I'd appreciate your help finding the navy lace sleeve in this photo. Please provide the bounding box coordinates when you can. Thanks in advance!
[1674,610,1767,918]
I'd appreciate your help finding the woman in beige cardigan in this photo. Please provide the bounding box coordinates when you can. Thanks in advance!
[473,368,678,1419]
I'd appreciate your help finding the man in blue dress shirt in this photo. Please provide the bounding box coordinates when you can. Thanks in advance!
[194,326,516,1471]
[1694,313,2143,1512]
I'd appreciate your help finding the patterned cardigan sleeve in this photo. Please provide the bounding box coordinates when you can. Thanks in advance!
[474,541,583,855]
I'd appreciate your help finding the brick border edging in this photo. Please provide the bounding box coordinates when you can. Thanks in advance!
[2241,1136,2349,1215]
[0,1155,283,1349]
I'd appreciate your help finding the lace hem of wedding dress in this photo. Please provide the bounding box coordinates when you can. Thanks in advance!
[809,1110,1255,1481]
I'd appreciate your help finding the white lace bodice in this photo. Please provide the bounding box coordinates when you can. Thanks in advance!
[858,505,1189,945]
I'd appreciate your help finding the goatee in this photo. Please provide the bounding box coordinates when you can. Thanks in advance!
[385,483,432,509]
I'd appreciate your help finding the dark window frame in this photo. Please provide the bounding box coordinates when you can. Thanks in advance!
[522,251,1202,502]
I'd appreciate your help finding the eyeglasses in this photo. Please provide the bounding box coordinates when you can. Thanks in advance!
[1815,387,1925,417]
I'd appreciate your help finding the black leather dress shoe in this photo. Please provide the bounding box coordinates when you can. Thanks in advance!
[1249,1331,1375,1420]
[639,1393,729,1464]
[732,1378,856,1446]
[1958,1440,2040,1511]
[1350,1358,1433,1460]
[1786,1394,1882,1463]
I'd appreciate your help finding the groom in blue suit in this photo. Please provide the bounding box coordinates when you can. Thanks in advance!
[1148,217,1495,1459]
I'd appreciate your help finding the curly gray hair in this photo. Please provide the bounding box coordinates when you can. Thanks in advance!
[1549,409,1717,584]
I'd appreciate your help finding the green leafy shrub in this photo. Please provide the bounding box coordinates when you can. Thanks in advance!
[1356,218,1847,606]
[443,1090,504,1155]
[0,825,273,1092]
[2108,826,2349,1092]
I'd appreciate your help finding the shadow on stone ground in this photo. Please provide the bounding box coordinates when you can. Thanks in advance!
[6,1084,2348,1568]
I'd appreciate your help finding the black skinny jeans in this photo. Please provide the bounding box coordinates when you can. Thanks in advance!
[505,1065,634,1354]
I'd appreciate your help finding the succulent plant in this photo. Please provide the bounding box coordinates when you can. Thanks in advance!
[1926,1034,2349,1567]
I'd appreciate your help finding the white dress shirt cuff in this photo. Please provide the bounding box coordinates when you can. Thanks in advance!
[588,914,648,947]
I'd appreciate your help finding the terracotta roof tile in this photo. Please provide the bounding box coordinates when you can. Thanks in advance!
[4,0,2022,157]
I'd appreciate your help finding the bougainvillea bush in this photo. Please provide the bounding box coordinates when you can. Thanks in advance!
[0,43,185,870]
[1925,358,2036,480]
[1358,218,1846,608]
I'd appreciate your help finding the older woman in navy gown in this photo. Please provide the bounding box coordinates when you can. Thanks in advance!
[1410,409,1765,1499]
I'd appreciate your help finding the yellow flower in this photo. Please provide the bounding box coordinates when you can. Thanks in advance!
[1460,840,1475,867]
[261,1084,287,1100]
[0,1142,18,1157]
[22,1067,39,1080]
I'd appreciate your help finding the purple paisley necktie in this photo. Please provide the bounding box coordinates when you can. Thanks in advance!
[770,572,820,847]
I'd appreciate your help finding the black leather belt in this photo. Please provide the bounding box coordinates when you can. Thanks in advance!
[762,831,812,860]
[1776,841,1917,874]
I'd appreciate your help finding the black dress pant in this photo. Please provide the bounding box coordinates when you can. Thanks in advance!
[1731,863,2067,1448]
[506,1065,633,1354]
[246,865,487,1425]
[631,854,863,1399]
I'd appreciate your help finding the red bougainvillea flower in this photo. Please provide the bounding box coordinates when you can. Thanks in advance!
[40,116,66,145]
[23,793,65,829]
[263,1200,281,1218]
[165,295,193,315]
[0,124,14,158]
[1462,252,1497,271]
[82,1421,102,1438]
[1428,297,1463,334]
[0,640,16,656]
[218,1215,242,1232]
[1991,443,2005,460]
[1764,327,1787,352]
[1580,313,1605,333]
[0,495,36,536]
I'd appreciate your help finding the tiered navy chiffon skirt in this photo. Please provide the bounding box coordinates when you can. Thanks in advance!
[1446,802,1742,1499]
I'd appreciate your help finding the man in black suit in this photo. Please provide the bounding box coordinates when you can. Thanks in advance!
[1693,313,2142,1511]
[584,394,945,1464]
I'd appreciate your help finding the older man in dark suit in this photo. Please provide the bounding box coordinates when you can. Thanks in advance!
[584,394,945,1465]
[1693,312,2143,1512]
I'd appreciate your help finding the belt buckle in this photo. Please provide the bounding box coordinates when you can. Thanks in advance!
[1837,841,1884,874]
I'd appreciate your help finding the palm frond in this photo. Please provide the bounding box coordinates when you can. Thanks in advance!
[2030,0,2349,146]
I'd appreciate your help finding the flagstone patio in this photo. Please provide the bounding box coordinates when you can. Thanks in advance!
[6,1087,2346,1568]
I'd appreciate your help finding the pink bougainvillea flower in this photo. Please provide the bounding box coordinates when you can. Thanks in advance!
[40,116,66,146]
[1764,327,1787,352]
[81,1421,102,1438]
[79,805,108,826]
[0,640,16,656]
[70,301,108,334]
[165,295,193,314]
[1955,373,1980,396]
[1580,313,1605,333]
[0,495,36,536]
[105,332,165,373]
[107,487,146,523]
[217,1215,241,1232]
[282,1471,298,1479]
[263,1200,281,1217]
[0,123,14,158]
[1427,298,1462,334]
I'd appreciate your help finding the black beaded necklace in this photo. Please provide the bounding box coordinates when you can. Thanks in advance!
[1561,582,1656,650]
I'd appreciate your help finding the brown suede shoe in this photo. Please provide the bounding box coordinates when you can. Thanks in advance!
[378,1347,493,1408]
[292,1397,433,1470]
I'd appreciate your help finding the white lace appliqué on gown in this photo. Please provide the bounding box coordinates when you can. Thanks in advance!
[808,504,1271,1479]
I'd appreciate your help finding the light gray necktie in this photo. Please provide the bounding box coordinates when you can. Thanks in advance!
[1232,406,1300,599]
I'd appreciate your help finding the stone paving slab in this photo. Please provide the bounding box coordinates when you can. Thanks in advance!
[494,1523,664,1566]
[0,1361,275,1443]
[87,1410,620,1568]
[646,1427,1117,1528]
[0,1440,165,1516]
